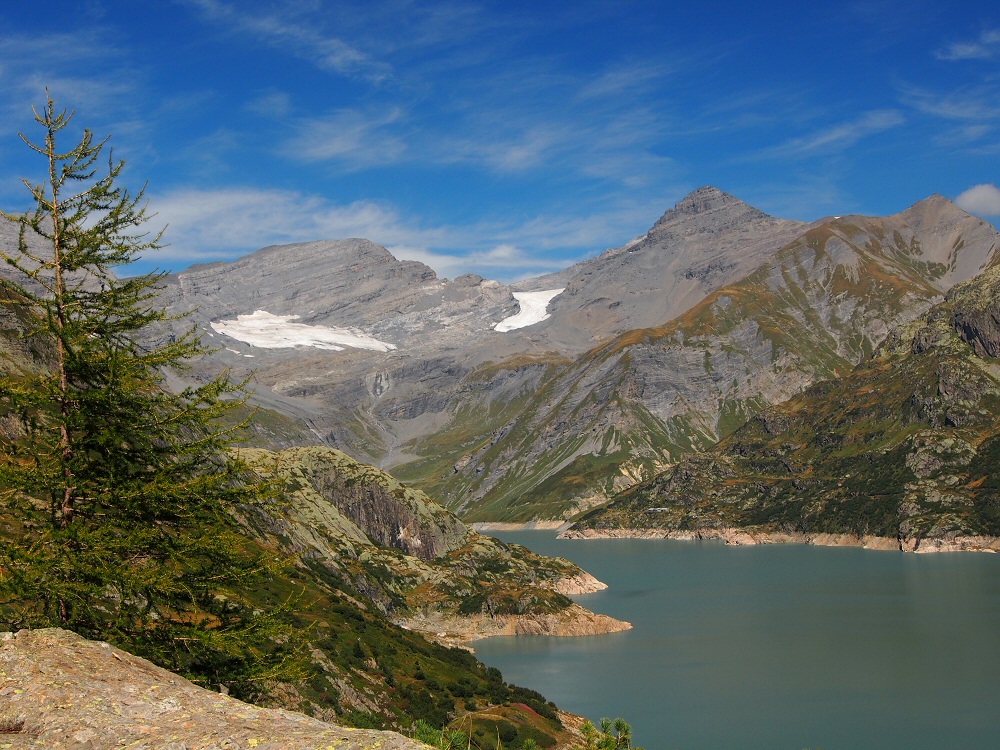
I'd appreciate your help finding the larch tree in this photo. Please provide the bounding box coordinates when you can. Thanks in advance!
[0,93,301,697]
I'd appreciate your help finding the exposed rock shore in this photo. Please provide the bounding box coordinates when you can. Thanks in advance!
[469,521,570,532]
[398,602,631,649]
[559,527,1000,553]
[0,628,427,750]
[549,571,608,595]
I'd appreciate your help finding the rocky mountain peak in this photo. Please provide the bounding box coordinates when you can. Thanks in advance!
[651,186,770,229]
[897,193,977,229]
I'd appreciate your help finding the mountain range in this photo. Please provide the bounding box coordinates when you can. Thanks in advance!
[147,187,999,523]
[6,186,998,534]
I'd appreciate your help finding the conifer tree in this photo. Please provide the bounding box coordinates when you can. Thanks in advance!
[0,93,299,696]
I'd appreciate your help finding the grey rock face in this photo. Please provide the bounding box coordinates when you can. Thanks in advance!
[161,237,518,350]
[949,265,1000,358]
[397,198,1000,519]
[521,186,807,350]
[271,445,470,561]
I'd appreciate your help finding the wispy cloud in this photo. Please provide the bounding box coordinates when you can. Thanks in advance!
[0,31,136,127]
[282,107,408,167]
[901,83,1000,121]
[150,188,441,265]
[146,185,663,280]
[755,110,905,160]
[245,90,292,118]
[442,124,571,173]
[181,0,392,82]
[0,29,156,183]
[934,123,994,146]
[936,29,1000,61]
[955,183,1000,216]
[390,243,581,281]
[578,60,675,100]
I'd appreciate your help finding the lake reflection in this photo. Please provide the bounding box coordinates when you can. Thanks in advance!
[474,532,1000,750]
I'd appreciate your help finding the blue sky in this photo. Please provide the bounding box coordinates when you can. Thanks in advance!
[2,1,1000,280]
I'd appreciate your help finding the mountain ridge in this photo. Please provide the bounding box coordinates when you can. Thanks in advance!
[565,264,1000,550]
[394,194,1000,521]
[11,189,997,523]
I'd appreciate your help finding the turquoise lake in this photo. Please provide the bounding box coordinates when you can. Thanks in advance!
[475,531,1000,750]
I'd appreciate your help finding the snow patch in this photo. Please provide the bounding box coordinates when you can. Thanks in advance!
[212,310,396,352]
[495,289,563,332]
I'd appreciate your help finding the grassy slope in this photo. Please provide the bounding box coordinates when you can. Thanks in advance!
[240,445,584,622]
[574,267,1000,542]
[0,449,574,747]
[396,218,961,522]
[0,302,575,748]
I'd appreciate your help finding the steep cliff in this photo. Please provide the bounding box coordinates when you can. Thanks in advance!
[239,446,629,642]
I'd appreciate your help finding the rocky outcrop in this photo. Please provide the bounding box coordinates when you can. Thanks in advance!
[0,628,427,750]
[549,571,608,595]
[397,602,631,648]
[253,445,470,561]
[236,446,626,641]
[949,264,1000,357]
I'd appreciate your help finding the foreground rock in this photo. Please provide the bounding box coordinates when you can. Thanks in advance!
[0,628,428,750]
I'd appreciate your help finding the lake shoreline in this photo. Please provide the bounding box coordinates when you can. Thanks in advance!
[470,520,573,532]
[558,526,1000,553]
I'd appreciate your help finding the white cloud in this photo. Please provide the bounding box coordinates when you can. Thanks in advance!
[142,185,661,281]
[0,32,137,129]
[578,61,674,100]
[245,90,292,118]
[150,188,440,264]
[902,84,1000,121]
[385,245,569,280]
[936,30,1000,61]
[955,184,1000,216]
